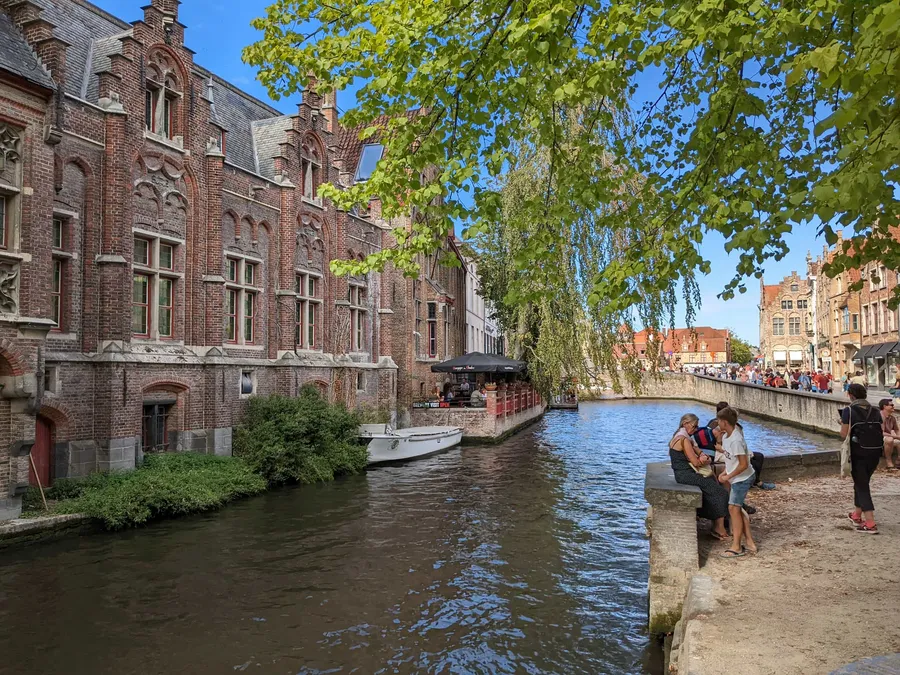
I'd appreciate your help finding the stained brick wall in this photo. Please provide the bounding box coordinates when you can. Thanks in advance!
[0,0,448,503]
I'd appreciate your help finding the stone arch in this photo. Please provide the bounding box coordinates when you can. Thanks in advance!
[38,403,72,441]
[141,380,191,452]
[0,338,27,376]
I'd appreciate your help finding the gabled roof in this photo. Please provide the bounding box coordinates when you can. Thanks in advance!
[0,13,57,91]
[763,284,780,307]
[32,0,291,177]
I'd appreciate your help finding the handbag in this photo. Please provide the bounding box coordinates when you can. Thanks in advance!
[840,432,852,478]
[690,461,715,478]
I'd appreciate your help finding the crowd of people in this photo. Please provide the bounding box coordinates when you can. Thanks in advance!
[679,363,888,396]
[668,387,896,551]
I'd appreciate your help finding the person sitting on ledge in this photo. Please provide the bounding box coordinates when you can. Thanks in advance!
[879,399,899,471]
[669,413,729,541]
[469,386,485,408]
[706,401,775,492]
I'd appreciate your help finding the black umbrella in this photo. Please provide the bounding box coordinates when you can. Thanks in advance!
[430,352,527,373]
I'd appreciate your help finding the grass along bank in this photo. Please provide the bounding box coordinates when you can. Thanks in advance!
[23,388,369,530]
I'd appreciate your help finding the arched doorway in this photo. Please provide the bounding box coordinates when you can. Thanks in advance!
[30,416,54,488]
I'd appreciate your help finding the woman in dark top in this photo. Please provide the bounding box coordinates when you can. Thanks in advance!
[670,413,729,540]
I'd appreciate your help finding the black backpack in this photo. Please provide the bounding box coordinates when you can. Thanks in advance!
[849,403,884,453]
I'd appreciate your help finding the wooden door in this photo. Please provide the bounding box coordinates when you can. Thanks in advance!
[30,417,53,487]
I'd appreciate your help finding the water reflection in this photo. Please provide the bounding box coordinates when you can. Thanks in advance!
[0,400,838,675]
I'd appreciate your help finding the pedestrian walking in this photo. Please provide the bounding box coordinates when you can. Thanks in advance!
[841,383,884,534]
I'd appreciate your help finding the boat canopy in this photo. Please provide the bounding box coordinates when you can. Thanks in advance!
[430,352,527,374]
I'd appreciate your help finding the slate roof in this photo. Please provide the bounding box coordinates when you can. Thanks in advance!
[32,0,128,97]
[84,31,130,101]
[251,116,293,179]
[200,71,283,175]
[0,12,57,90]
[27,0,290,177]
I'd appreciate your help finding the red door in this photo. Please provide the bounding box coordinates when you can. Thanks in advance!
[29,417,53,488]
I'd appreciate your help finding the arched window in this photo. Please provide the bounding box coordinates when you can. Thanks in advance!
[788,315,801,336]
[144,55,181,140]
[772,316,785,336]
[301,140,322,202]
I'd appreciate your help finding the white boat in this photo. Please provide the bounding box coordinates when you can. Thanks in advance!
[360,425,463,465]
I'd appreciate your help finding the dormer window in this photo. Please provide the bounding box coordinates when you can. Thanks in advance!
[355,144,383,182]
[144,60,180,140]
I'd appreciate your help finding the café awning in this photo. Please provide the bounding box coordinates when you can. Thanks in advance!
[853,345,874,361]
[871,341,900,358]
[431,352,527,374]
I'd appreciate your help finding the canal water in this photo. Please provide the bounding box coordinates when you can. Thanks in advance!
[0,400,839,675]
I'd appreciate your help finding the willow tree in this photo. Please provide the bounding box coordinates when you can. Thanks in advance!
[244,0,900,362]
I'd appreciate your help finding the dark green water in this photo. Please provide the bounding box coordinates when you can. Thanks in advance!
[0,401,838,675]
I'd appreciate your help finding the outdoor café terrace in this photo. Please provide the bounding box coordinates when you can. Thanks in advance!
[409,353,547,441]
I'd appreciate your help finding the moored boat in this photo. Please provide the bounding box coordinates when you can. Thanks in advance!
[361,425,463,465]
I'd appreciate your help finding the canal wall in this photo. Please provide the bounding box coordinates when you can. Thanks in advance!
[624,373,845,437]
[409,402,547,443]
[645,448,839,642]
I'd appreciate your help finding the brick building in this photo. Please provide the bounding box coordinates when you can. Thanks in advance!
[0,0,465,518]
[663,327,731,369]
[758,272,813,370]
[809,240,862,379]
[857,258,900,387]
[616,328,665,370]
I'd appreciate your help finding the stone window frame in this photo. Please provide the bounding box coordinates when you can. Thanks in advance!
[300,137,324,205]
[427,301,438,357]
[132,229,185,341]
[224,253,263,345]
[294,268,323,350]
[145,61,183,141]
[788,315,801,336]
[781,299,793,310]
[772,315,785,336]
[239,370,256,398]
[348,280,368,353]
[50,211,77,332]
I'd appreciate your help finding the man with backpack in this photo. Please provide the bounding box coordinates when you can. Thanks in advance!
[841,383,884,534]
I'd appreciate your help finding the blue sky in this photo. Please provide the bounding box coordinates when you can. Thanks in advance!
[93,0,826,346]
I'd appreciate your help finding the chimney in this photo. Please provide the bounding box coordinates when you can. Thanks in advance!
[150,0,180,19]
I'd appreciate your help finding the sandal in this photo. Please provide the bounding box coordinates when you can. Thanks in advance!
[720,549,746,558]
[709,531,729,541]
[848,512,863,525]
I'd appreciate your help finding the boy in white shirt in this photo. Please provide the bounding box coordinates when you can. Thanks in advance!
[715,406,758,558]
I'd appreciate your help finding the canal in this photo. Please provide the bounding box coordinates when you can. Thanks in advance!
[0,400,839,675]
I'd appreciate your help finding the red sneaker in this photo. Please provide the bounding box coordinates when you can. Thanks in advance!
[848,512,863,525]
[856,522,879,534]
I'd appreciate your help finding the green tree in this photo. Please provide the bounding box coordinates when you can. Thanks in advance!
[244,0,900,341]
[729,332,754,366]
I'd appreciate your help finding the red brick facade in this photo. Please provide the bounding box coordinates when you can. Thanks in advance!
[0,0,466,517]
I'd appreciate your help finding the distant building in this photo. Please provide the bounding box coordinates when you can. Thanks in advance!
[858,258,900,386]
[463,256,503,355]
[663,327,732,369]
[616,329,665,370]
[808,238,862,379]
[759,272,814,370]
